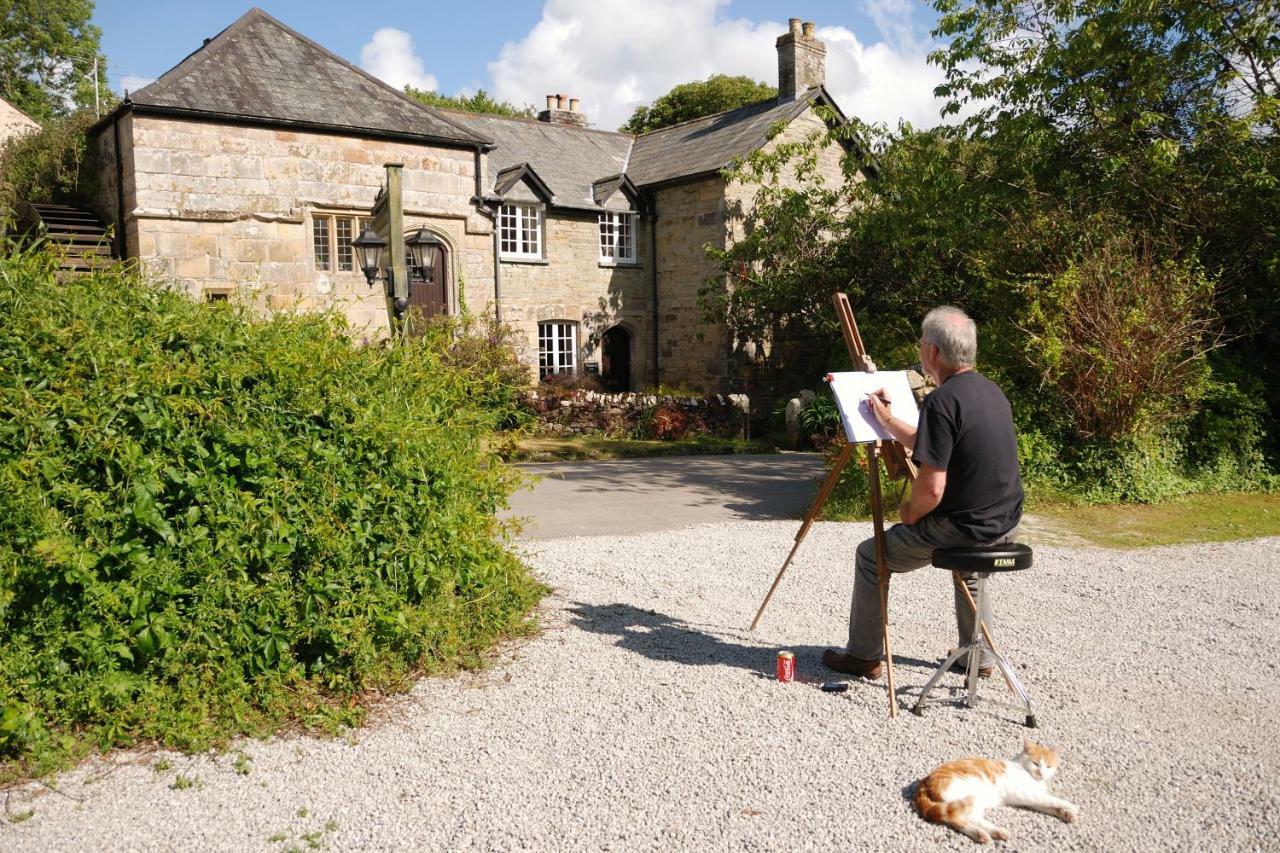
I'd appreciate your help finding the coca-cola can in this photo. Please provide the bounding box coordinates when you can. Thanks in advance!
[776,650,796,683]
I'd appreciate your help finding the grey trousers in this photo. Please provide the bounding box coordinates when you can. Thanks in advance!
[846,513,1019,666]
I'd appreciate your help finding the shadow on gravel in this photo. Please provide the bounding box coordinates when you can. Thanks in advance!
[568,601,941,688]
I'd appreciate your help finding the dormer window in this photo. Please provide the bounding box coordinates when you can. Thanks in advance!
[499,203,543,260]
[598,211,636,264]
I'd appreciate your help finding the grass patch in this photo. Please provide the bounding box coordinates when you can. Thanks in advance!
[508,435,772,462]
[1029,492,1280,548]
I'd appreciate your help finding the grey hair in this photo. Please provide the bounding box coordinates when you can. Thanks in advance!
[921,306,977,368]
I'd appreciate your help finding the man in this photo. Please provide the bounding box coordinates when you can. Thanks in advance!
[823,306,1023,680]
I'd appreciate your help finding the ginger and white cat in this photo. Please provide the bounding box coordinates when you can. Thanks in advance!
[915,737,1079,844]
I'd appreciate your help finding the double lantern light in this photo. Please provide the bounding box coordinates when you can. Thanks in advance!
[351,226,444,317]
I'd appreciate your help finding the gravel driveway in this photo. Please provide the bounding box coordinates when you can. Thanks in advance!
[5,521,1278,851]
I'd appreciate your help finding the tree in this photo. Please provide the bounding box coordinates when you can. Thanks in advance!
[0,0,107,121]
[404,86,536,119]
[620,74,777,134]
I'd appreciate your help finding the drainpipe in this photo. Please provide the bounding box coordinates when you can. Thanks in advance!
[492,217,503,323]
[648,198,659,385]
[112,110,127,259]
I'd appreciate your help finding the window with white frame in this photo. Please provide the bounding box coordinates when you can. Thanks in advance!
[312,214,372,272]
[499,203,543,259]
[538,321,577,379]
[598,211,636,263]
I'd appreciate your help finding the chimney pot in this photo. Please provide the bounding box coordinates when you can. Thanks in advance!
[546,94,555,109]
[556,94,565,109]
[569,97,580,112]
[777,17,827,100]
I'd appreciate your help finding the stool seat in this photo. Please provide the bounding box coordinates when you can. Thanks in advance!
[931,543,1033,573]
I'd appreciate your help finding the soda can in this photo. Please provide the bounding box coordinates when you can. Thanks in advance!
[776,650,796,683]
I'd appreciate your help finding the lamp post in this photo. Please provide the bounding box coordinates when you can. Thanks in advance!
[354,226,442,320]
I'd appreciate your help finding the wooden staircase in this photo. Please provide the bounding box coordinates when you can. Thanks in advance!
[13,202,116,275]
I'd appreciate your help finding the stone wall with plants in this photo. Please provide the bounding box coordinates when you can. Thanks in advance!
[521,389,750,440]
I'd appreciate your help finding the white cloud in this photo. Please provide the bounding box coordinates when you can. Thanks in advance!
[359,28,439,92]
[485,0,957,131]
[118,74,156,96]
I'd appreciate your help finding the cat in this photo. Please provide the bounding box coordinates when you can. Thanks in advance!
[915,737,1079,844]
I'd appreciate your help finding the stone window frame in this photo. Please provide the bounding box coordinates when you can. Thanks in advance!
[312,212,372,273]
[538,320,578,380]
[598,211,638,266]
[499,202,544,262]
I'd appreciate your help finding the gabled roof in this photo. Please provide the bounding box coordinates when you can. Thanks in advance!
[440,111,633,212]
[591,174,643,209]
[493,163,554,201]
[626,87,846,188]
[117,8,489,149]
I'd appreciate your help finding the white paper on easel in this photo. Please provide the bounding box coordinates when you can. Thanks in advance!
[826,371,920,444]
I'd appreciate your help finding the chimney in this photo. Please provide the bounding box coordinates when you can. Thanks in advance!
[538,93,589,128]
[777,17,826,100]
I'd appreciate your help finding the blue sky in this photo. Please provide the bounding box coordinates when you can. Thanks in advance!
[93,1,951,130]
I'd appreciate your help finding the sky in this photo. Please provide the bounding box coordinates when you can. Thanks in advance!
[93,0,954,132]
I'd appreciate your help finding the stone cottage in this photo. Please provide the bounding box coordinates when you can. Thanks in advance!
[88,9,858,394]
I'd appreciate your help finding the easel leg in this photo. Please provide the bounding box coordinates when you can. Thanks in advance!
[865,443,897,717]
[750,442,856,631]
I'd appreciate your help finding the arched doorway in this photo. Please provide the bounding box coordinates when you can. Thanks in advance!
[601,325,631,393]
[407,236,448,318]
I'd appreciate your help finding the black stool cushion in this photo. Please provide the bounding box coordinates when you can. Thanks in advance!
[931,543,1033,572]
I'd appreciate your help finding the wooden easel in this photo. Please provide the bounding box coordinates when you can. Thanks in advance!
[749,293,1011,717]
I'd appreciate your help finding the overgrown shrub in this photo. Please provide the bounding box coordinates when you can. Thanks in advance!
[0,110,99,214]
[0,246,544,779]
[1020,231,1221,441]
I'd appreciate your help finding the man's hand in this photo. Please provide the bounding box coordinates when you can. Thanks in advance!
[866,388,893,427]
[898,502,920,525]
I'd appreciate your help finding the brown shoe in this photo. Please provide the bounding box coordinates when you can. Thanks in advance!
[946,648,993,678]
[822,649,883,679]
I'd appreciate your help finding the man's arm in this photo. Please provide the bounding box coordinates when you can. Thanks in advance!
[866,390,917,451]
[899,463,945,525]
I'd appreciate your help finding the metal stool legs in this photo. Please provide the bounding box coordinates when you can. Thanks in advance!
[911,573,1037,728]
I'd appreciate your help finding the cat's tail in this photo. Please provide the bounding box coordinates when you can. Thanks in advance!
[914,780,972,826]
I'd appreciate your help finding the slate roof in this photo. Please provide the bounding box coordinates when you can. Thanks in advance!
[441,112,633,212]
[121,8,489,148]
[626,89,827,188]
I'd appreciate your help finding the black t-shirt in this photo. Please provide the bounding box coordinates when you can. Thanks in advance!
[912,370,1023,540]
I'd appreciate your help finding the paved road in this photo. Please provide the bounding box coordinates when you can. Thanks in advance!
[502,453,826,539]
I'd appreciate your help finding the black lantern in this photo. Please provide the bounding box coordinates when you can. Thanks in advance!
[406,227,443,280]
[352,227,388,287]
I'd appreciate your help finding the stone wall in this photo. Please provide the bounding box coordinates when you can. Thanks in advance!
[522,389,749,439]
[0,98,38,147]
[93,114,494,337]
[653,178,730,393]
[499,208,653,389]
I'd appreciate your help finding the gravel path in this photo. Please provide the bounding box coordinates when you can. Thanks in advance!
[5,523,1278,851]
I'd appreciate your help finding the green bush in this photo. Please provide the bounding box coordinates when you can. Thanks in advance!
[0,247,544,779]
[0,110,99,213]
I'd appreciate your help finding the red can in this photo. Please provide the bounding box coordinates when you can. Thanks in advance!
[776,651,796,683]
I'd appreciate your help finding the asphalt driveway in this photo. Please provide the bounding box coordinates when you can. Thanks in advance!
[502,453,826,539]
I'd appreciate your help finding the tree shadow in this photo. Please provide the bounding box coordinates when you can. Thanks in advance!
[567,600,944,691]
[520,453,826,522]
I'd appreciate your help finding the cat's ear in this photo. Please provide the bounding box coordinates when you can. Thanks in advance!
[1022,736,1034,753]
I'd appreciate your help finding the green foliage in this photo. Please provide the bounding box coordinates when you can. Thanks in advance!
[0,246,543,779]
[0,0,110,120]
[1020,225,1220,441]
[404,86,536,119]
[711,1,1279,501]
[0,108,99,211]
[620,75,777,134]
